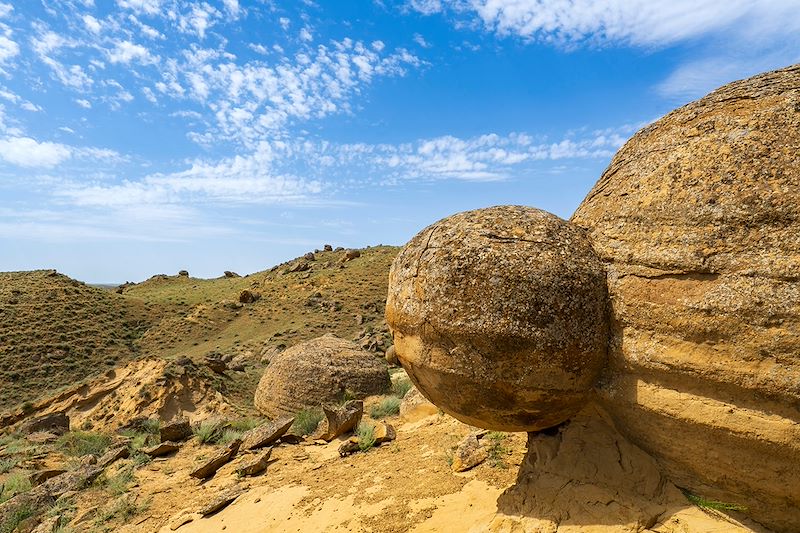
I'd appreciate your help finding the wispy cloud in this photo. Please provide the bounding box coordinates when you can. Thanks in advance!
[410,0,800,98]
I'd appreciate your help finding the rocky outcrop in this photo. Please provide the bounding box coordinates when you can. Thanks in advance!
[571,64,800,532]
[254,335,389,418]
[386,206,609,431]
[240,416,294,451]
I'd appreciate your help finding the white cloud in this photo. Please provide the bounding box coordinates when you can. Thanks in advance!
[248,43,268,55]
[75,98,92,109]
[59,144,324,207]
[0,33,19,70]
[107,40,155,64]
[83,15,102,34]
[116,0,163,16]
[408,0,444,15]
[0,136,72,167]
[20,101,41,112]
[299,27,313,42]
[279,17,290,30]
[413,33,431,48]
[0,3,12,19]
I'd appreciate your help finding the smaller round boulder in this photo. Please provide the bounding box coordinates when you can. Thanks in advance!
[254,335,390,418]
[386,206,609,432]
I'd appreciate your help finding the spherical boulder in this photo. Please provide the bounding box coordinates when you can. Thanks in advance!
[254,334,390,418]
[386,205,609,432]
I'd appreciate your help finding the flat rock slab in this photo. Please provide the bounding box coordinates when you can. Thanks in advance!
[26,431,58,444]
[29,469,67,486]
[199,486,246,516]
[190,439,241,479]
[143,441,180,458]
[160,418,192,443]
[316,401,363,442]
[236,448,272,476]
[241,416,294,451]
[20,412,69,435]
[97,444,130,468]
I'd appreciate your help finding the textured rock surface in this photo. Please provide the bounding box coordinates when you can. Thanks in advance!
[314,400,363,442]
[386,206,609,431]
[254,335,389,418]
[240,416,294,451]
[572,64,800,532]
[489,406,760,533]
[190,439,241,479]
[451,434,487,473]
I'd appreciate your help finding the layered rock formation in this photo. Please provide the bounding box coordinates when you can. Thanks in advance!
[571,64,800,531]
[386,206,609,431]
[254,334,389,418]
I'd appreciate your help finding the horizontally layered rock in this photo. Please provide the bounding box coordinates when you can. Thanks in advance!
[386,206,609,431]
[572,64,800,531]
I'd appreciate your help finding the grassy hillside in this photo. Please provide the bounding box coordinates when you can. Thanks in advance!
[0,270,153,410]
[0,246,398,414]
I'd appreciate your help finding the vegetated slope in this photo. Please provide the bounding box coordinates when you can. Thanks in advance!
[120,245,398,410]
[0,270,152,410]
[0,247,397,418]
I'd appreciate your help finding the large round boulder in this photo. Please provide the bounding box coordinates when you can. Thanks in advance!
[254,335,390,418]
[386,206,609,432]
[572,64,800,532]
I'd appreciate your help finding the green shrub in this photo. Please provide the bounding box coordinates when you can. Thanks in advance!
[0,473,32,503]
[369,396,401,419]
[193,421,223,444]
[486,432,509,468]
[0,503,35,533]
[356,423,376,452]
[217,429,243,445]
[228,418,264,432]
[0,458,17,474]
[681,489,747,512]
[391,378,412,399]
[291,409,324,436]
[56,431,111,457]
[95,495,149,525]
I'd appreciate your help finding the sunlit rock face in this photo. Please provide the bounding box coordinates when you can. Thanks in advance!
[386,205,609,432]
[572,64,800,532]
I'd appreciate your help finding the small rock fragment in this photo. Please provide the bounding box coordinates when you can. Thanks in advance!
[451,434,488,472]
[314,401,363,442]
[97,445,130,468]
[199,486,246,516]
[238,289,261,304]
[338,437,360,457]
[143,441,180,458]
[241,416,294,451]
[29,469,67,486]
[160,418,192,443]
[190,439,241,479]
[373,422,396,444]
[236,448,272,476]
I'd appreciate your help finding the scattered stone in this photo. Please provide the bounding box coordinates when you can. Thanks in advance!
[338,437,360,457]
[97,445,130,468]
[79,454,97,466]
[238,289,261,304]
[190,439,241,479]
[323,244,333,252]
[314,401,363,442]
[285,261,311,274]
[334,246,344,252]
[204,355,227,374]
[29,469,67,486]
[385,345,398,365]
[223,271,240,278]
[279,433,304,445]
[160,418,192,443]
[344,249,361,261]
[168,509,198,530]
[20,412,69,435]
[199,486,246,516]
[241,416,294,451]
[178,270,189,277]
[26,431,58,444]
[303,252,316,261]
[143,441,180,458]
[30,515,60,533]
[451,434,488,472]
[254,335,388,418]
[236,448,272,476]
[373,422,396,444]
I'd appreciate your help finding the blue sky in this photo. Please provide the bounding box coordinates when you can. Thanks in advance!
[1,1,798,282]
